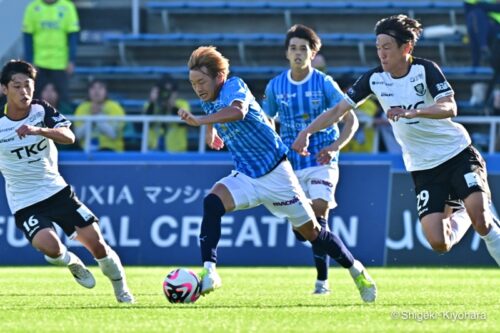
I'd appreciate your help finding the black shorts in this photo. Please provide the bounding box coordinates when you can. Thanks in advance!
[14,186,98,243]
[411,145,491,219]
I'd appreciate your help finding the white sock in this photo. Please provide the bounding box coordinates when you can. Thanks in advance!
[316,279,328,287]
[44,247,79,266]
[96,249,128,292]
[449,209,472,246]
[481,224,500,266]
[204,261,216,271]
[348,260,364,278]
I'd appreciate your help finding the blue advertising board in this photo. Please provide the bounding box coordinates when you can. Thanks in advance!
[0,162,391,266]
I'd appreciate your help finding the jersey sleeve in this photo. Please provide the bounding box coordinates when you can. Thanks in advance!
[423,60,454,101]
[344,71,374,107]
[223,77,251,110]
[65,2,80,33]
[40,100,72,128]
[262,81,278,118]
[324,75,344,108]
[22,4,35,33]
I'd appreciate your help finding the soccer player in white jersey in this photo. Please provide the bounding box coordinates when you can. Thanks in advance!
[263,24,375,296]
[0,60,135,303]
[293,15,500,266]
[178,46,376,302]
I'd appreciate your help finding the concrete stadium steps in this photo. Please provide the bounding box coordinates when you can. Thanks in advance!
[70,0,484,114]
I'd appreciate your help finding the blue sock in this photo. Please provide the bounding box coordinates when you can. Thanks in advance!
[312,217,330,281]
[311,228,355,269]
[200,194,225,264]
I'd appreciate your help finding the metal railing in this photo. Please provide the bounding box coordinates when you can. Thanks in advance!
[65,115,500,154]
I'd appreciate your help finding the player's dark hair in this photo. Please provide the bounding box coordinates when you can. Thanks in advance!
[0,60,37,86]
[285,24,322,52]
[188,46,230,79]
[375,15,423,48]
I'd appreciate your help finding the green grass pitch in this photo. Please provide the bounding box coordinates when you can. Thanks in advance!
[0,267,497,333]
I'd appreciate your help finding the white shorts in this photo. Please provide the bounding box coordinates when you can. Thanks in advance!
[294,164,339,209]
[216,160,315,227]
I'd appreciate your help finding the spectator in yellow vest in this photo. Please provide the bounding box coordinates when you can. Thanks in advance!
[23,0,80,104]
[74,80,126,152]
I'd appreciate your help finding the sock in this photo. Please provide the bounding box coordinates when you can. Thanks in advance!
[481,223,500,266]
[311,228,355,269]
[312,217,330,281]
[96,248,129,293]
[200,194,225,263]
[348,259,365,278]
[449,208,472,246]
[204,261,216,271]
[44,247,79,266]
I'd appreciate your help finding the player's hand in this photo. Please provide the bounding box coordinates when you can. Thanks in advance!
[316,144,339,165]
[178,109,202,127]
[16,124,41,139]
[387,107,417,121]
[292,131,311,156]
[206,129,224,150]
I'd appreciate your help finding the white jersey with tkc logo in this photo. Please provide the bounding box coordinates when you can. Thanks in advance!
[0,100,71,214]
[345,57,471,171]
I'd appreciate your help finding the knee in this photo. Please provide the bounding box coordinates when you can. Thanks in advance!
[295,222,320,242]
[428,239,451,254]
[40,244,64,258]
[293,229,306,242]
[32,232,64,258]
[203,193,226,217]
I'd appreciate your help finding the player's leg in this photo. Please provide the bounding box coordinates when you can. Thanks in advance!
[310,199,331,294]
[54,186,134,301]
[305,164,339,295]
[15,203,96,289]
[199,171,258,295]
[463,191,500,265]
[412,156,474,253]
[292,168,331,294]
[75,223,135,303]
[263,161,376,302]
[450,145,500,265]
[32,228,97,289]
[294,221,376,302]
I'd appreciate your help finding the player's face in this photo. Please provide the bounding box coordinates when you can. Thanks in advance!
[2,74,34,110]
[376,34,408,74]
[189,68,220,102]
[286,37,315,70]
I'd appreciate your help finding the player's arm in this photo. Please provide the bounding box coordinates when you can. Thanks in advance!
[315,110,358,164]
[16,125,75,144]
[292,99,352,156]
[387,95,457,121]
[178,100,247,127]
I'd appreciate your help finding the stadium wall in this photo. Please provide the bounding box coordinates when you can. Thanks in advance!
[0,154,497,266]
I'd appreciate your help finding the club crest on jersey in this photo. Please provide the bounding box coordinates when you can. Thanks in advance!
[414,83,426,96]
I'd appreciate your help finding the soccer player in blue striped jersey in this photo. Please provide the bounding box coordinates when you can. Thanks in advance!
[263,24,376,296]
[178,46,376,302]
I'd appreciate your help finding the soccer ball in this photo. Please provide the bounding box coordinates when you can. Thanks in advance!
[163,268,201,303]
